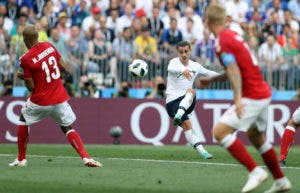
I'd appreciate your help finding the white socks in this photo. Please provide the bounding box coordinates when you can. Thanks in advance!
[176,108,185,117]
[184,129,206,154]
[286,126,296,132]
[220,134,236,148]
[258,141,272,154]
[177,92,194,116]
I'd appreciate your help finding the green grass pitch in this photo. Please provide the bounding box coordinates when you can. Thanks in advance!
[0,144,299,193]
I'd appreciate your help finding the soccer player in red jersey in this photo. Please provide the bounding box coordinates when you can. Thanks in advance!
[199,4,291,193]
[9,25,101,168]
[279,106,300,166]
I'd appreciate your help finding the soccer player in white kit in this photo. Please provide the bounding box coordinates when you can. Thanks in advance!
[165,40,219,159]
[279,106,300,166]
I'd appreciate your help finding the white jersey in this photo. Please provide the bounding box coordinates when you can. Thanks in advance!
[166,57,219,103]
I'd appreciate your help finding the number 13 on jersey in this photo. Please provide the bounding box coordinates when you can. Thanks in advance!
[42,56,60,83]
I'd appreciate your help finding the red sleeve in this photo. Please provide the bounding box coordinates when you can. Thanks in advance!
[20,57,32,79]
[218,34,237,67]
[219,34,235,54]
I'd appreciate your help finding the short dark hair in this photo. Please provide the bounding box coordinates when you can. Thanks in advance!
[177,40,191,50]
[123,26,130,32]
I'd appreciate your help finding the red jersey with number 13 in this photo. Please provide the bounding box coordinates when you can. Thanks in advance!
[19,42,69,105]
[215,29,271,99]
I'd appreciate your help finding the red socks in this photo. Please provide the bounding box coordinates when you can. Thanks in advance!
[221,135,257,172]
[259,141,284,179]
[227,138,258,172]
[223,134,285,179]
[261,148,284,179]
[67,130,90,159]
[17,125,29,161]
[279,126,295,161]
[18,127,90,160]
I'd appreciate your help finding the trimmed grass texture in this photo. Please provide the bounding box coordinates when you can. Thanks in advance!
[0,144,299,193]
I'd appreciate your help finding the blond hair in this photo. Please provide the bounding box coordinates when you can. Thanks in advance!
[22,25,38,40]
[205,4,226,25]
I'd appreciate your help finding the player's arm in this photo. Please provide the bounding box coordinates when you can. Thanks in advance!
[209,72,227,82]
[226,63,242,104]
[197,64,220,77]
[18,71,34,92]
[24,78,34,92]
[197,71,227,88]
[16,70,34,92]
[223,53,243,118]
[18,59,34,92]
[20,72,34,92]
[220,53,242,102]
[57,58,66,73]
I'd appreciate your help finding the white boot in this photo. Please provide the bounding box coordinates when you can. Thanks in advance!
[9,158,27,167]
[264,177,292,193]
[83,158,102,167]
[242,166,268,193]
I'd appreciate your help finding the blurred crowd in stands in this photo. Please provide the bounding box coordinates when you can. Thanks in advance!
[0,0,300,98]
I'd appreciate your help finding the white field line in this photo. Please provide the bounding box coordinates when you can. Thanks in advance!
[1,153,299,170]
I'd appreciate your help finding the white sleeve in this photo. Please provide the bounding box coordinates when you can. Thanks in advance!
[197,63,219,77]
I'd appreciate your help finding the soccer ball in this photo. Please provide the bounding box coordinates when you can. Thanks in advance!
[128,59,148,78]
[109,126,123,137]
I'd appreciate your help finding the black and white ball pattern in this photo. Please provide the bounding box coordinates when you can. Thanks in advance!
[128,59,149,78]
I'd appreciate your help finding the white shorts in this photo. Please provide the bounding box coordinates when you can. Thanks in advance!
[292,106,300,124]
[219,97,271,132]
[21,99,76,127]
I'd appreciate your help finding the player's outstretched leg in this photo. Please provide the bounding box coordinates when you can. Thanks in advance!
[174,107,185,126]
[174,91,194,126]
[184,129,213,159]
[247,128,292,193]
[9,124,29,167]
[66,129,102,167]
[279,126,296,167]
[258,143,292,193]
[219,134,267,192]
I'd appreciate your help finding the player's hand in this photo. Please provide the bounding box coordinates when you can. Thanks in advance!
[235,99,244,119]
[16,70,24,80]
[197,77,212,88]
[182,69,192,81]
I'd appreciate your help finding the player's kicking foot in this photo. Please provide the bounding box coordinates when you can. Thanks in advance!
[8,159,27,167]
[201,152,213,159]
[242,166,268,193]
[173,113,182,126]
[83,158,102,167]
[264,177,292,193]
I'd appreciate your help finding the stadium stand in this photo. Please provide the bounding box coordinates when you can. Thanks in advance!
[0,0,299,100]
